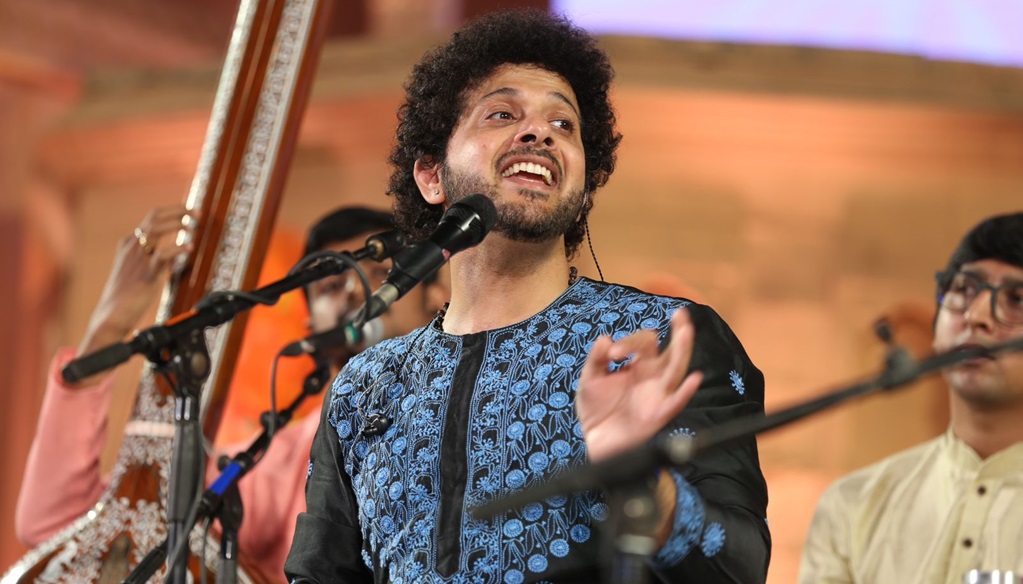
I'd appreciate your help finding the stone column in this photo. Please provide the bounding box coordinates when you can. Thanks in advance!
[0,57,79,567]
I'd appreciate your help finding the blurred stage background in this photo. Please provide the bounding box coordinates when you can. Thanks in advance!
[1,1,1021,581]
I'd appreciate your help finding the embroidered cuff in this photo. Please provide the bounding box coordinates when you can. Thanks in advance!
[651,469,704,567]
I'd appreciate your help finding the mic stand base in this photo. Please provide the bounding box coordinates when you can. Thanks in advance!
[605,480,660,584]
[215,480,244,584]
[124,355,332,584]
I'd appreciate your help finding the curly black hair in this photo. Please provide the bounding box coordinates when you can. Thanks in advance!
[387,9,621,258]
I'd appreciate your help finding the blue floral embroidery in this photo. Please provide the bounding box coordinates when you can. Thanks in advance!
[328,280,697,581]
[701,522,726,557]
[669,427,696,440]
[652,470,706,567]
[729,370,745,396]
[361,549,373,570]
[549,539,569,557]
[570,524,590,543]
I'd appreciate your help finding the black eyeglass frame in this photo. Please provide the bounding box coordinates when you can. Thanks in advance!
[935,269,1023,327]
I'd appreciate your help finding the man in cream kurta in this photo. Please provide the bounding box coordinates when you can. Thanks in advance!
[802,429,1023,583]
[800,211,1023,584]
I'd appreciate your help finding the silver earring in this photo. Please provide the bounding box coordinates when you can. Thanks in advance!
[433,189,439,195]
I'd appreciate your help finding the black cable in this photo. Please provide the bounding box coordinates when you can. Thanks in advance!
[157,250,374,581]
[344,261,374,330]
[268,250,370,439]
[288,250,343,276]
[197,249,368,312]
[267,350,285,440]
[584,217,604,281]
[288,250,373,327]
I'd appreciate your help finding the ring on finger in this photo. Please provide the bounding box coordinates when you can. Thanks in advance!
[133,227,155,256]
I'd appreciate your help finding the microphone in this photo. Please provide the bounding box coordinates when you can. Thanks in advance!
[362,229,407,261]
[280,318,385,357]
[359,193,497,323]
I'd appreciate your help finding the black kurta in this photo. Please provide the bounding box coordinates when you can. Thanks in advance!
[286,278,770,583]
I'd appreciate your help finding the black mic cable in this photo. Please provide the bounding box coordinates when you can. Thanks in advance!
[279,227,407,357]
[279,318,385,357]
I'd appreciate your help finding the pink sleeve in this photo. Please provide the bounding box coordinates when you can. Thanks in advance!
[213,412,318,582]
[15,348,115,546]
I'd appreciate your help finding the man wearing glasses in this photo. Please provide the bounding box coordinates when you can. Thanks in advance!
[800,211,1023,584]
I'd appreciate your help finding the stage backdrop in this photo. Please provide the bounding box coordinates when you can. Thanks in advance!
[4,31,1023,582]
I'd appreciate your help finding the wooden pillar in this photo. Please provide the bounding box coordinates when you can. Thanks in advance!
[0,58,78,569]
[0,196,62,568]
[0,213,31,568]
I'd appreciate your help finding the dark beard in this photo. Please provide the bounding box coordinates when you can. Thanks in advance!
[440,164,583,244]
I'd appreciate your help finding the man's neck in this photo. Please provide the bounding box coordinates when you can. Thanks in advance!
[442,235,573,335]
[950,398,1023,459]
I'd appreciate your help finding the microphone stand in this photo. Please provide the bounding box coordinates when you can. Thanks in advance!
[108,232,399,582]
[123,356,333,584]
[67,244,378,582]
[606,481,660,584]
[215,480,243,584]
[473,335,1023,583]
[166,331,210,584]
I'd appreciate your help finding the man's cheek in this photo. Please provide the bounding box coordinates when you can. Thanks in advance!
[310,301,343,331]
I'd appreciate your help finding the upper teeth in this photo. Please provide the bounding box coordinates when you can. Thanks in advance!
[502,161,553,185]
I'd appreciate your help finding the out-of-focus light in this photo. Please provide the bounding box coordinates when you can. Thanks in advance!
[554,0,1023,68]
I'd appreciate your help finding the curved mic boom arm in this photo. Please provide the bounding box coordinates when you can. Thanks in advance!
[62,246,387,384]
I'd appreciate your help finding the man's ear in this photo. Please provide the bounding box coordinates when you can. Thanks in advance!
[414,157,445,205]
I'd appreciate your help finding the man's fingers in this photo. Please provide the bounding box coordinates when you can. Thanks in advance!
[661,370,703,420]
[584,306,697,388]
[606,328,660,363]
[127,207,198,268]
[581,335,614,380]
[153,241,192,262]
[136,206,195,246]
[140,205,190,228]
[149,209,196,241]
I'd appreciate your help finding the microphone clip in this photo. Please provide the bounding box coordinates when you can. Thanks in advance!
[873,317,917,390]
[361,413,392,437]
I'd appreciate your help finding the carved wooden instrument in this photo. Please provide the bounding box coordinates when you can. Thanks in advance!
[2,0,332,581]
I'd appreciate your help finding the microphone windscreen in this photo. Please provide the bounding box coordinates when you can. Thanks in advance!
[460,193,497,232]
